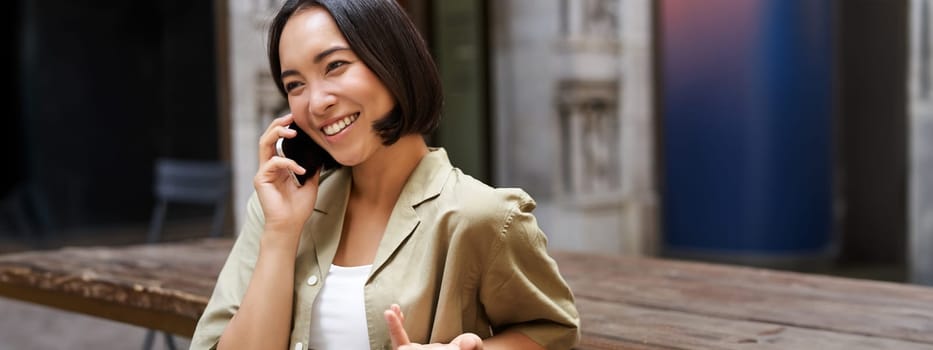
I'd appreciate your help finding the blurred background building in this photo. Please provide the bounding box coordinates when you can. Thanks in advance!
[4,0,933,282]
[2,0,932,347]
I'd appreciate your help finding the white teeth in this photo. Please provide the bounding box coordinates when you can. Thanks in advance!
[323,113,358,136]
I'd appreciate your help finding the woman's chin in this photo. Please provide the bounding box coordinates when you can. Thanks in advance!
[331,154,362,168]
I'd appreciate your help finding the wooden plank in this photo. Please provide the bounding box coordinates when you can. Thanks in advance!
[574,298,933,350]
[0,238,232,336]
[553,251,933,345]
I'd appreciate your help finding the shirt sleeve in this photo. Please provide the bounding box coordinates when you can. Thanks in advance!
[189,192,265,350]
[479,192,581,350]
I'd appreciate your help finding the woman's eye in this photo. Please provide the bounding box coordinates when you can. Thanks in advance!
[284,81,303,93]
[325,60,349,73]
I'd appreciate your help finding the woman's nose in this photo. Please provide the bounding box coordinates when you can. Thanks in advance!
[308,85,337,116]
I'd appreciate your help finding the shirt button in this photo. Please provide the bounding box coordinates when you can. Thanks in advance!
[307,275,319,286]
[294,342,303,350]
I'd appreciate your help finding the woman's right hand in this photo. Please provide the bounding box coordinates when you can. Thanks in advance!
[254,113,320,236]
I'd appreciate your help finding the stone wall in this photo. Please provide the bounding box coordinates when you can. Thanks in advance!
[227,0,282,232]
[491,0,657,254]
[910,0,933,285]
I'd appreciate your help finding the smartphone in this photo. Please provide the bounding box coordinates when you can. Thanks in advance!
[275,123,339,186]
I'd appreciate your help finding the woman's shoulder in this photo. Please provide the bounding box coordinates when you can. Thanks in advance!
[434,168,537,225]
[428,169,547,257]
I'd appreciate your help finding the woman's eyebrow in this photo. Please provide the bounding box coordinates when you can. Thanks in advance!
[314,46,350,64]
[280,46,351,80]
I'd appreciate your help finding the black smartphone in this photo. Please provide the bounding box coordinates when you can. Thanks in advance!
[275,123,339,186]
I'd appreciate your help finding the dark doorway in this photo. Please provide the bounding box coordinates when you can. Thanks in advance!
[837,0,909,266]
[8,0,221,248]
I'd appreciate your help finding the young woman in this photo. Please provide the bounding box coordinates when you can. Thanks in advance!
[191,1,579,349]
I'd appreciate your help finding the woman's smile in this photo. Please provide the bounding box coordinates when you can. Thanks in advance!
[321,112,359,137]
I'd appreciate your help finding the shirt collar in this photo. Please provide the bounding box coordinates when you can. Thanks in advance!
[397,147,452,208]
[314,147,453,214]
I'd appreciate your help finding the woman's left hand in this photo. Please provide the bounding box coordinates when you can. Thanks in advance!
[384,304,483,350]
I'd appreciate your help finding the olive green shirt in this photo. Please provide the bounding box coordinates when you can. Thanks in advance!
[190,148,580,350]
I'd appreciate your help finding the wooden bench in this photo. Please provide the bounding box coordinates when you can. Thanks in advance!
[1,238,932,349]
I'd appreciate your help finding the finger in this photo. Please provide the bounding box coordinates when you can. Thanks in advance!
[254,156,305,186]
[391,304,405,322]
[271,156,306,177]
[293,167,322,196]
[258,125,297,163]
[258,114,296,162]
[384,309,411,349]
[450,333,483,350]
[263,113,295,140]
[268,113,294,133]
[403,344,455,350]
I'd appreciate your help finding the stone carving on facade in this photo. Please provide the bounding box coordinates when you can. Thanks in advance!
[559,0,621,52]
[557,80,621,206]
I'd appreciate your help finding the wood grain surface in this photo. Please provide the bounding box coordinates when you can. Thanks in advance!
[1,239,932,349]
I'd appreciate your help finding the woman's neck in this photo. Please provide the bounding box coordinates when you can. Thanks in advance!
[349,135,429,208]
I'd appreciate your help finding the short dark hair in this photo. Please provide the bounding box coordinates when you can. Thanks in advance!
[268,0,443,145]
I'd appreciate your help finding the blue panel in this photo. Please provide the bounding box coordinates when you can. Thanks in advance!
[662,0,833,256]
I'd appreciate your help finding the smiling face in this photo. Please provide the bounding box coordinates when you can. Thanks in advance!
[278,6,396,167]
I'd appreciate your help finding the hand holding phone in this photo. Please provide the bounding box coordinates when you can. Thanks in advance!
[275,123,339,186]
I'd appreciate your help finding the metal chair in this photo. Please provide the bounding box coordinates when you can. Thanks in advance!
[144,158,231,350]
[146,158,231,243]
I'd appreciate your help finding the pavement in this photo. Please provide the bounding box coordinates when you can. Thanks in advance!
[0,297,191,350]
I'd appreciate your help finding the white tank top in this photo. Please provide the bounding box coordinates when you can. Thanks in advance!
[307,264,373,350]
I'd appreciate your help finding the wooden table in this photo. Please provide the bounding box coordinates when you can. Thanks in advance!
[1,238,932,349]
